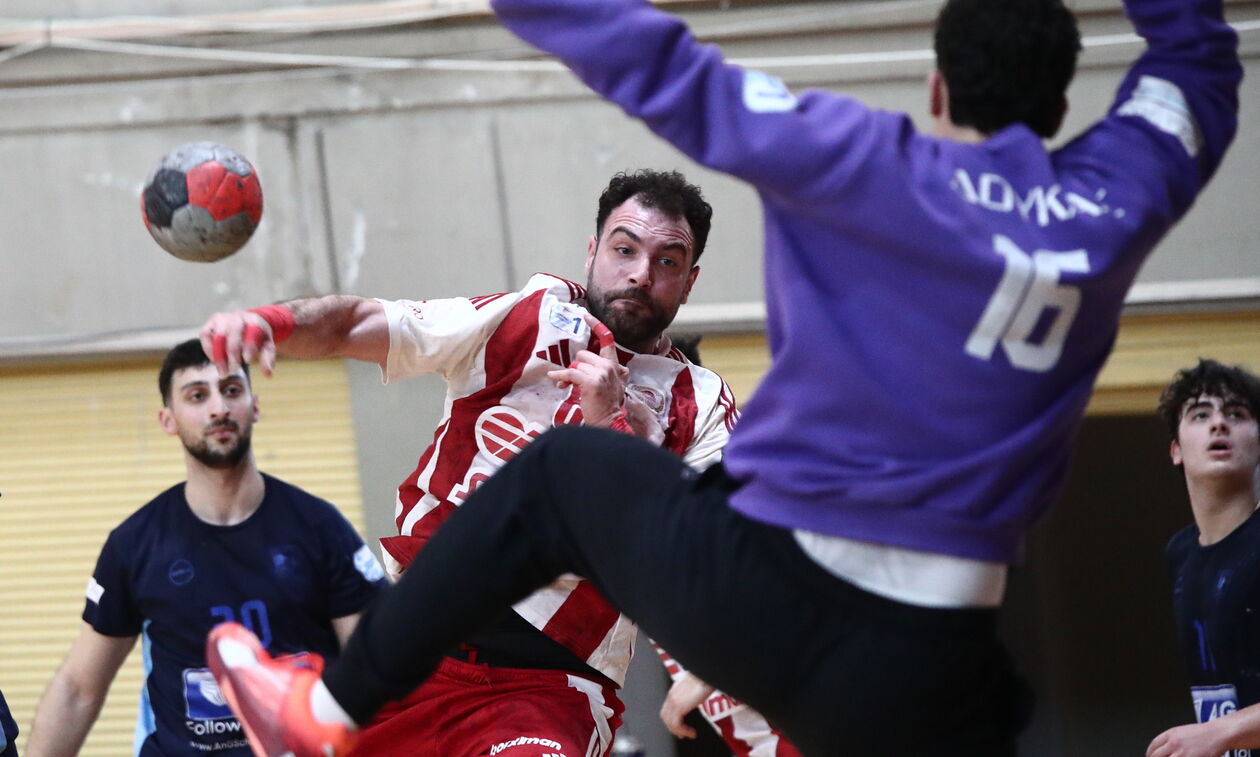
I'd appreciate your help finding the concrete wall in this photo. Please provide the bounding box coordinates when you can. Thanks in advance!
[2,1,1256,342]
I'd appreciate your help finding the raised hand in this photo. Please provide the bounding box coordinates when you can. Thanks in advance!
[199,310,279,378]
[547,313,629,428]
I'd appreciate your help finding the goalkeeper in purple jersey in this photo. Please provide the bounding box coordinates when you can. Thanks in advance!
[206,0,1243,754]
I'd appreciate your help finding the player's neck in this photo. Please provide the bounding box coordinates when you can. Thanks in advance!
[1187,477,1260,546]
[629,333,668,355]
[183,457,266,527]
[932,117,988,145]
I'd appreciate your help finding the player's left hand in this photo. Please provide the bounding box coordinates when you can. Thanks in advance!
[660,672,715,739]
[547,314,628,427]
[1146,720,1231,757]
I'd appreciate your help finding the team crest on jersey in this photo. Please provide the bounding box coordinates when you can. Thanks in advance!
[168,559,195,586]
[476,407,545,462]
[627,385,666,414]
[183,668,233,720]
[270,546,301,577]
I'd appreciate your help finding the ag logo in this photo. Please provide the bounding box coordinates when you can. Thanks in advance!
[475,407,543,462]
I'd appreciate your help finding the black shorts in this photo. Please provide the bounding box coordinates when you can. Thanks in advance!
[331,426,1032,756]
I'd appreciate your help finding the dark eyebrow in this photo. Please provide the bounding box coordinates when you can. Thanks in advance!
[180,375,245,393]
[608,225,689,254]
[607,226,642,244]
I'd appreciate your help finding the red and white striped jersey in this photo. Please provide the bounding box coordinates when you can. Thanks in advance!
[376,273,738,685]
[655,646,801,757]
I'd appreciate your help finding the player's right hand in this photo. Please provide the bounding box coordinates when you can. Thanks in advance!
[659,672,715,739]
[547,314,629,427]
[200,310,277,378]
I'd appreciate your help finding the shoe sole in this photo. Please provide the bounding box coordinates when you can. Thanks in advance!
[208,629,298,757]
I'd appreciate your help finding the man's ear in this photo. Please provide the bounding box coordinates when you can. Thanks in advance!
[585,235,597,278]
[680,265,700,305]
[929,69,946,119]
[158,407,177,436]
[1170,438,1183,467]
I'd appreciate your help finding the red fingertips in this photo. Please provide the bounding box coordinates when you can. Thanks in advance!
[211,334,227,366]
[593,322,614,350]
[242,323,265,350]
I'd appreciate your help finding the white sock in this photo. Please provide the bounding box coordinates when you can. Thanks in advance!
[309,678,358,731]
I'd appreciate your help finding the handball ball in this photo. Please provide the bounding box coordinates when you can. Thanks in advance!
[140,142,263,262]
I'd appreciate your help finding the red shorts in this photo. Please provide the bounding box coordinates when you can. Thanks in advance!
[347,657,624,757]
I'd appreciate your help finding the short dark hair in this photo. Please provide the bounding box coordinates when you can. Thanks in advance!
[596,170,713,264]
[158,338,249,405]
[934,0,1081,138]
[1157,358,1260,440]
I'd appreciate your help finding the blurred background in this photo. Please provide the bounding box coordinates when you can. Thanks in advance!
[0,0,1257,754]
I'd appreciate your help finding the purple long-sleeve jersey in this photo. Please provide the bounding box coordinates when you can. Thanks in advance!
[490,0,1241,562]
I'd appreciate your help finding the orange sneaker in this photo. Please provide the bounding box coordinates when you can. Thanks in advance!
[206,622,357,757]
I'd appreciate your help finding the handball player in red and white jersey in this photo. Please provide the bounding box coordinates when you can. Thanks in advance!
[200,170,790,757]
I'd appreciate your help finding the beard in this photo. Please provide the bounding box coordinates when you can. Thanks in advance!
[584,283,675,350]
[183,421,252,469]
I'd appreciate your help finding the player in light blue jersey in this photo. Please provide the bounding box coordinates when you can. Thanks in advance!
[205,0,1242,753]
[25,340,387,757]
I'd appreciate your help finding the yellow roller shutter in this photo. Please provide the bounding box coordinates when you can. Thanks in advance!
[0,357,366,757]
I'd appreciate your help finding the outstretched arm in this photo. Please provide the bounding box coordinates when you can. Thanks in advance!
[490,0,881,202]
[1116,0,1241,185]
[199,295,388,376]
[26,623,136,757]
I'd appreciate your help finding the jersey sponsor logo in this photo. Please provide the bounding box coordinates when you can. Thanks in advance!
[548,303,587,337]
[742,70,797,113]
[169,559,195,586]
[354,544,386,582]
[85,576,105,604]
[449,470,492,504]
[1117,75,1202,158]
[488,736,565,755]
[183,668,234,721]
[1192,683,1239,724]
[185,719,244,737]
[951,169,1122,227]
[475,407,544,462]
